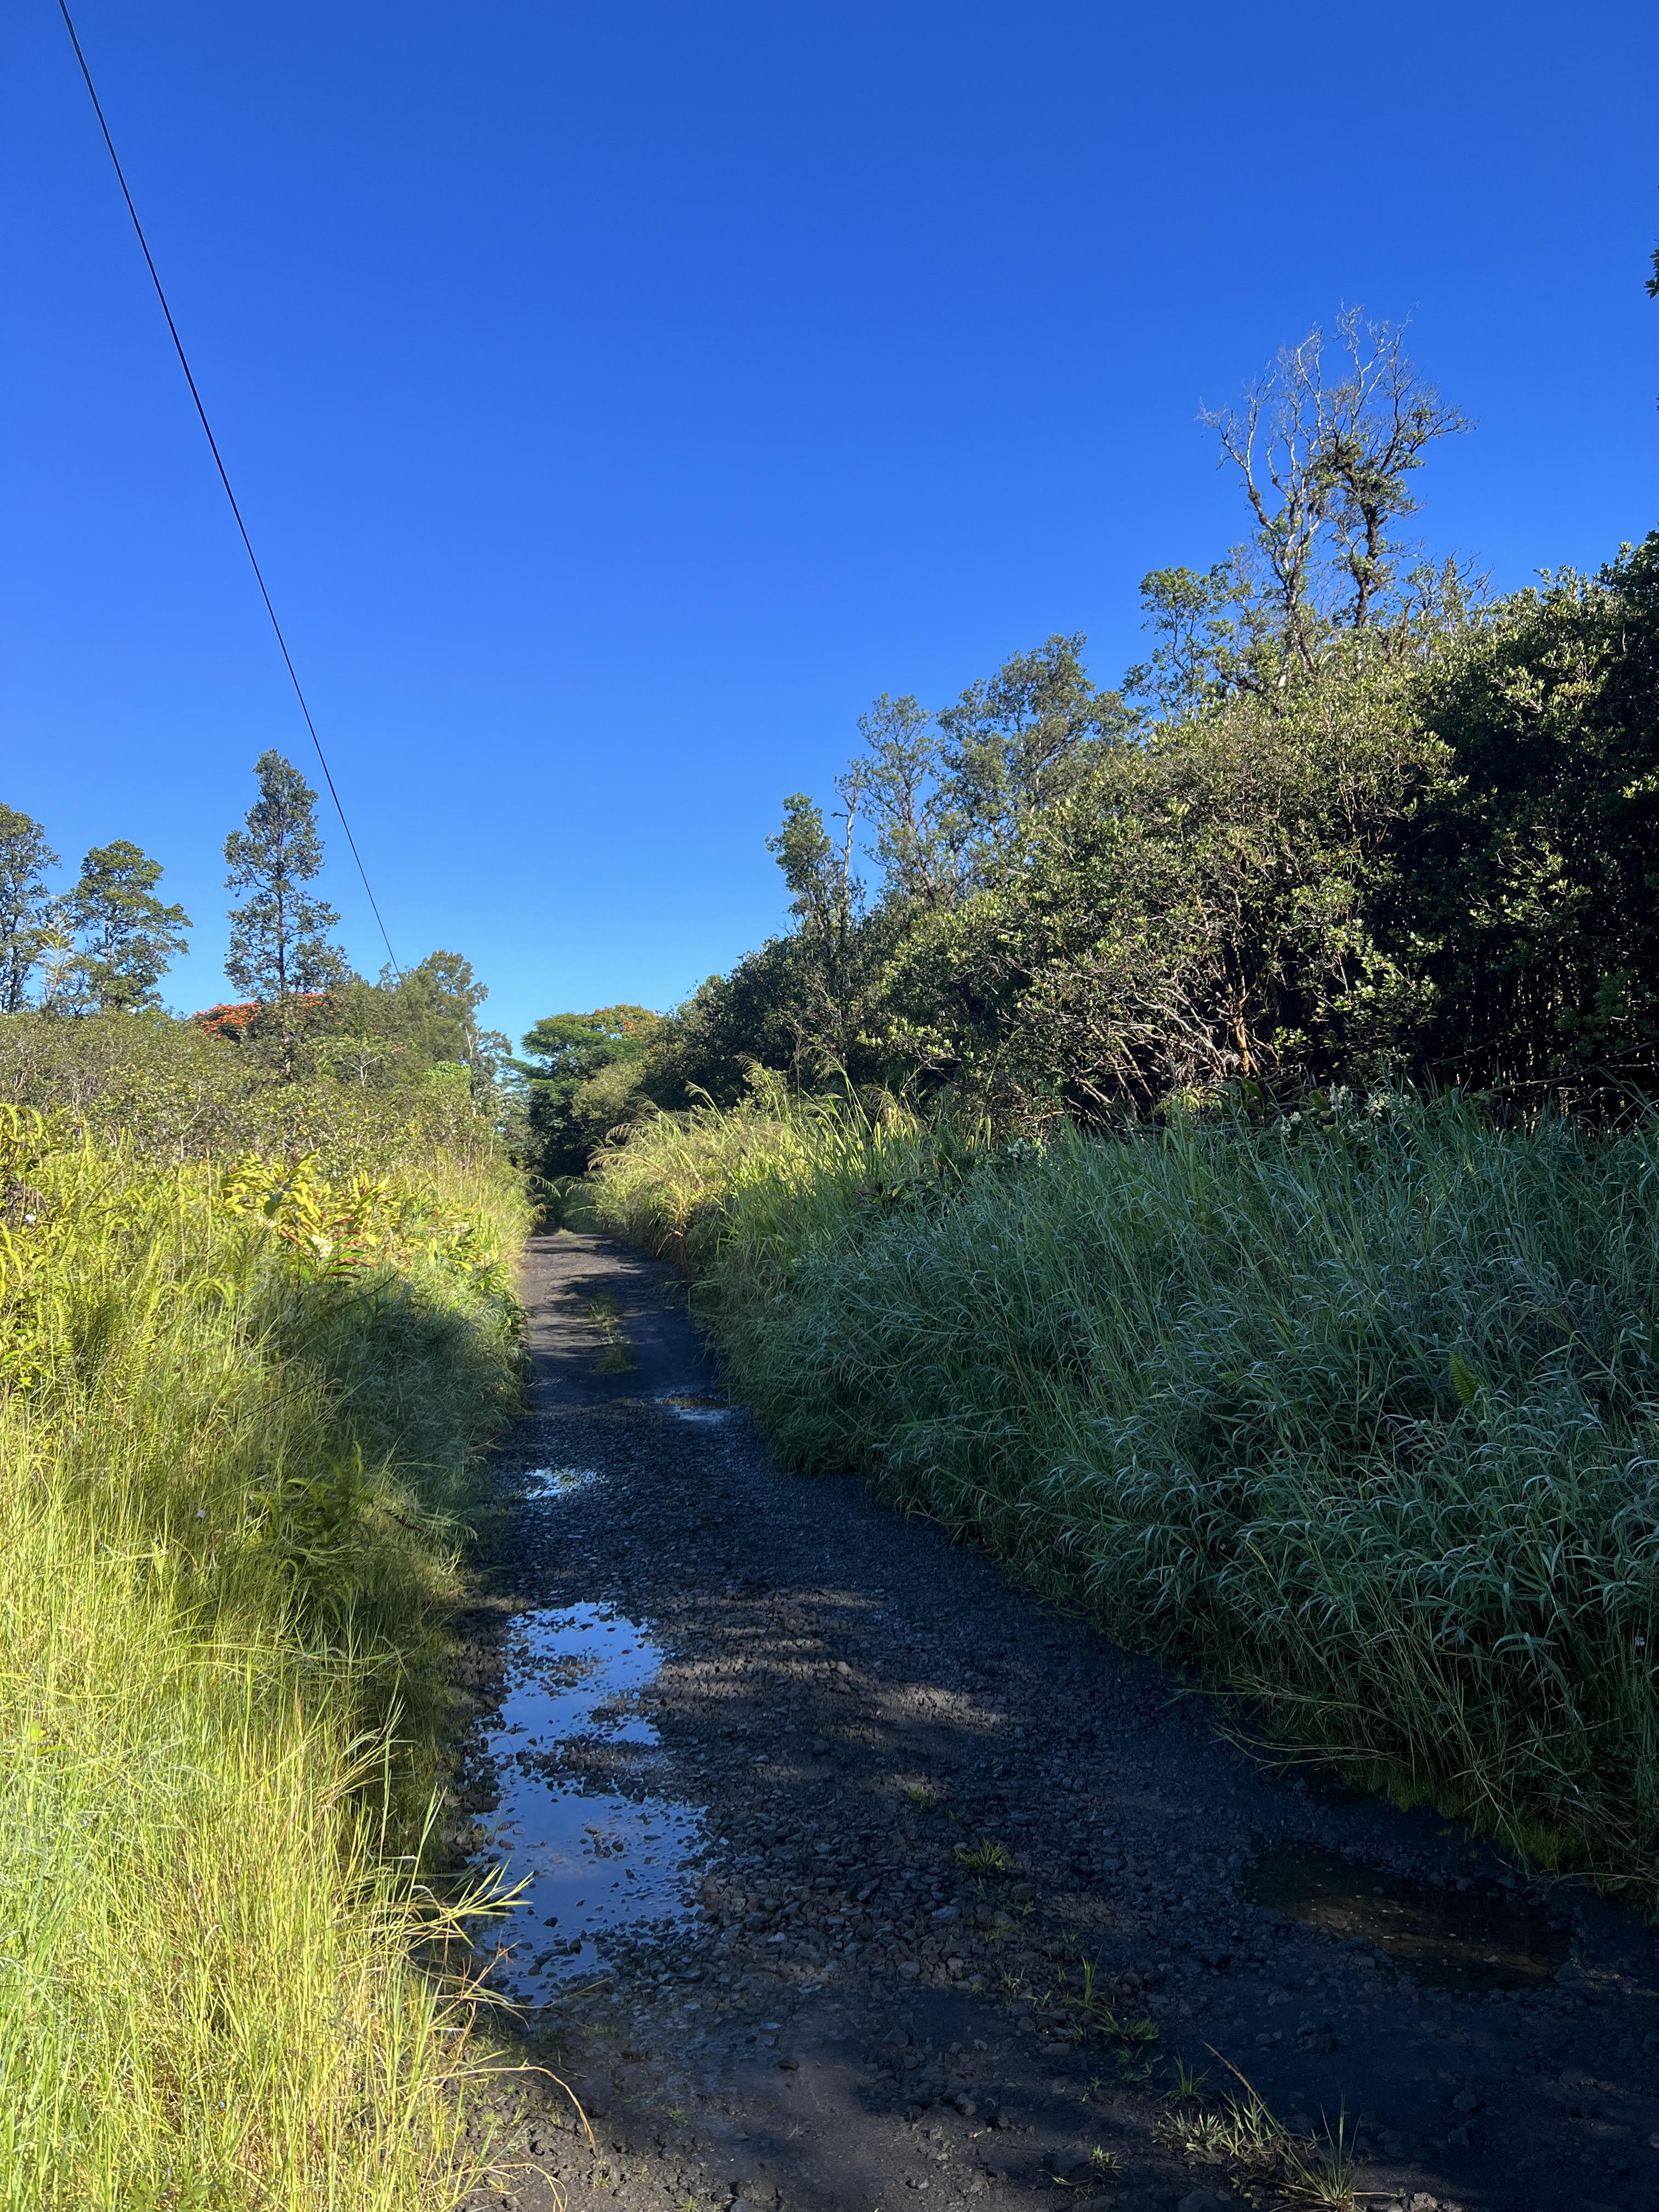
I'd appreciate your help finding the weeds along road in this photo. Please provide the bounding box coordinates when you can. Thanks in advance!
[452,1234,1659,2212]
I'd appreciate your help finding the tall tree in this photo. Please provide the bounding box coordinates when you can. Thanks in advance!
[0,805,58,1014]
[933,633,1129,867]
[1132,312,1472,708]
[62,840,190,1011]
[223,752,348,1003]
[847,640,1130,915]
[512,1006,664,1176]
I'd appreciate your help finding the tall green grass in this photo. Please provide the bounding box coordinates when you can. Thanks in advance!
[0,1104,526,2207]
[596,1090,1659,1892]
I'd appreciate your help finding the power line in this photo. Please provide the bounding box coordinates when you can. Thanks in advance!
[55,0,402,978]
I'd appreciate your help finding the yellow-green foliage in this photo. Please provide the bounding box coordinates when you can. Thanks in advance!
[0,1007,499,1171]
[0,1104,527,2208]
[596,1090,1659,1895]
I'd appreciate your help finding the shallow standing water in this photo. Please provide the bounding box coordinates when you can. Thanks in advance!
[476,1593,706,2000]
[1244,1836,1570,1993]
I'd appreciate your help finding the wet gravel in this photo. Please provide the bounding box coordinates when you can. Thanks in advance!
[450,1233,1659,2212]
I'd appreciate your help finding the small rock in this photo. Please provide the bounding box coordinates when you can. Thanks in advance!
[1555,1962,1582,1985]
[1449,2090,1480,2114]
[898,1961,921,1977]
[777,2057,799,2072]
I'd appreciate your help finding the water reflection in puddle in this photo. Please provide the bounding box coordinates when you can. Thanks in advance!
[521,1466,601,1499]
[654,1389,729,1424]
[477,1602,704,1999]
[1244,1838,1567,1993]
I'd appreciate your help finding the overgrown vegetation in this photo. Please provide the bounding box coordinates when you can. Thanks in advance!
[0,1081,526,2207]
[595,1084,1659,1895]
[0,746,529,2207]
[528,312,1658,1132]
[510,1004,665,1189]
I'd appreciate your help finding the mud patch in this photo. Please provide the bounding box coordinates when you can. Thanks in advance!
[1244,1838,1568,1993]
[521,1465,602,1499]
[475,1601,706,1997]
[654,1388,730,1424]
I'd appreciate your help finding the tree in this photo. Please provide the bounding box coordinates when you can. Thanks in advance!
[844,640,1131,917]
[874,651,1442,1114]
[845,694,954,911]
[342,951,506,1087]
[512,1006,664,1176]
[1383,534,1659,1091]
[0,805,58,1014]
[61,840,190,1011]
[764,790,888,1075]
[223,752,349,1003]
[1143,311,1472,704]
[932,633,1130,870]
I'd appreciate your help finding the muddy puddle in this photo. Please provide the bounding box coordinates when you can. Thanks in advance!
[476,1600,706,2000]
[1245,1838,1567,1993]
[521,1466,602,1498]
[653,1387,730,1424]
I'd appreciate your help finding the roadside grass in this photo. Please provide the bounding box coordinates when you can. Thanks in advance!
[1156,2057,1359,2210]
[0,1104,527,2208]
[594,1087,1659,1895]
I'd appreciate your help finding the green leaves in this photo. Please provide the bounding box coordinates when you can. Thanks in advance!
[60,839,191,1012]
[1448,1347,1485,1407]
[223,751,348,1003]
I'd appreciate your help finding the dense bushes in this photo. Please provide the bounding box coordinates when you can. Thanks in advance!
[524,320,1658,1137]
[636,540,1659,1122]
[596,1090,1659,1894]
[0,1084,526,2206]
[0,1004,501,1167]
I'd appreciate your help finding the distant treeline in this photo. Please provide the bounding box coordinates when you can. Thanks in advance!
[1,751,511,1144]
[518,312,1659,1178]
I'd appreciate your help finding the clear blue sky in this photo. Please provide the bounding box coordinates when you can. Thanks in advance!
[3,0,1655,1050]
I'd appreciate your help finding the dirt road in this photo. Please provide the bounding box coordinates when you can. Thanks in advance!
[453,1233,1659,2212]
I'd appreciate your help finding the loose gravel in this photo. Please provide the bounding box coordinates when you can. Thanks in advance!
[450,1233,1659,2212]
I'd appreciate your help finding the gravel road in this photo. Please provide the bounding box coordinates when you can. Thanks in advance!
[452,1232,1659,2212]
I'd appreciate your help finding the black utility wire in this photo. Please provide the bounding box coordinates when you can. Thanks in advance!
[56,0,401,978]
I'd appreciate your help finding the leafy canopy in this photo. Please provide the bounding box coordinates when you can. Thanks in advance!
[61,840,191,1012]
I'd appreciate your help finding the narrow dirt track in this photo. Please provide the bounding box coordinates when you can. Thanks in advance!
[453,1233,1659,2212]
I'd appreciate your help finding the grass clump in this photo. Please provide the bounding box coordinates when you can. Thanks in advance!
[0,1101,527,2207]
[595,1087,1659,1893]
[954,1839,1012,1872]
